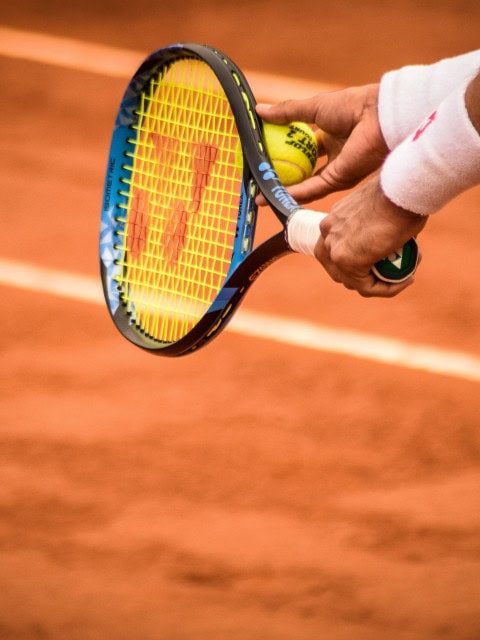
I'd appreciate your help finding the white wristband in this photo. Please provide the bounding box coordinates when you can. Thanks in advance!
[379,50,480,150]
[380,79,480,216]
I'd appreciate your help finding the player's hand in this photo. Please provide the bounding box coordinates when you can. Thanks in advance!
[314,175,428,297]
[257,84,389,203]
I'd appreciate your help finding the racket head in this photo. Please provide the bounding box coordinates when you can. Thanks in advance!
[99,44,292,356]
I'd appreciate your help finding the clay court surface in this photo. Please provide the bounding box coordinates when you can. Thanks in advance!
[1,1,480,638]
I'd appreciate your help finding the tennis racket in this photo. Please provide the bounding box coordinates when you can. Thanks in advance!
[100,43,418,356]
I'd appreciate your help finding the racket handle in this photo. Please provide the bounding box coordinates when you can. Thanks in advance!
[287,209,418,283]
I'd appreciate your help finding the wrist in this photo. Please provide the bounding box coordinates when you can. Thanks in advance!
[364,83,389,158]
[376,182,427,240]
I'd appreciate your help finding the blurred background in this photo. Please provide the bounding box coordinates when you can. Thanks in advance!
[1,2,480,639]
[3,0,480,86]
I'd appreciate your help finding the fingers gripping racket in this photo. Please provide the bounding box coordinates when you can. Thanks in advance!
[100,43,418,356]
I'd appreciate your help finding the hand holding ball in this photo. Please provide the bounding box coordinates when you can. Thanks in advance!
[263,121,318,185]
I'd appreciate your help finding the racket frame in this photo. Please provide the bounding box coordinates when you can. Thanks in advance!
[100,43,296,356]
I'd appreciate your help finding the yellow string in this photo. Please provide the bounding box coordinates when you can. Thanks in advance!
[116,58,243,343]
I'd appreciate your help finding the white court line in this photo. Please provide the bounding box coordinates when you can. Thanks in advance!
[1,27,479,382]
[0,25,337,100]
[2,257,480,382]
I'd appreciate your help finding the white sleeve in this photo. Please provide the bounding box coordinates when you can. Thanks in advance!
[378,50,480,150]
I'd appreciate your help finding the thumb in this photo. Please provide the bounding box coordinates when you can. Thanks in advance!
[256,102,288,124]
[256,99,319,125]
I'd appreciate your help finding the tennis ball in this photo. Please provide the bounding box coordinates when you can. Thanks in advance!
[263,121,318,185]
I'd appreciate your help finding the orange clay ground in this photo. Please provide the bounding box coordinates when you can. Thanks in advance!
[1,2,480,638]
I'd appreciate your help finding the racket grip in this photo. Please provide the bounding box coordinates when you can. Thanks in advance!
[287,209,418,283]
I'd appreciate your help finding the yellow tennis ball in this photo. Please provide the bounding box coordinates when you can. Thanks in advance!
[263,121,318,185]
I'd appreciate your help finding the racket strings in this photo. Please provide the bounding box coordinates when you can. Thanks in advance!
[116,58,242,342]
